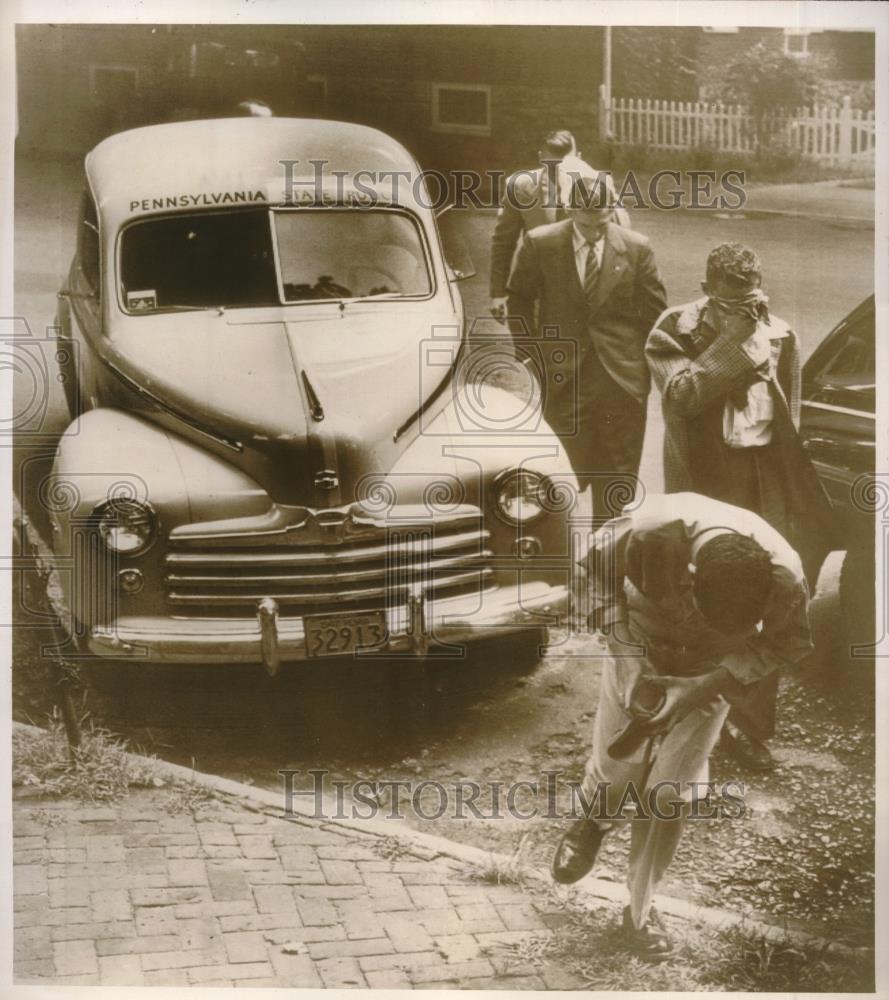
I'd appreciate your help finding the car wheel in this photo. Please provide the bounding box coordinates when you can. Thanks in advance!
[840,545,875,658]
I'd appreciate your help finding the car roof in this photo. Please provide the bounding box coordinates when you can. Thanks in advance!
[86,117,424,226]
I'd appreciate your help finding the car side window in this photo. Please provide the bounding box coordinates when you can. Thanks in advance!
[78,190,100,296]
[814,311,874,387]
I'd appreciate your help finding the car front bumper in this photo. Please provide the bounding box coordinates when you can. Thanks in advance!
[85,581,568,668]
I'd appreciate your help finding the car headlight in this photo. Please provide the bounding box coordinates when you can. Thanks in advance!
[494,469,547,526]
[94,499,157,555]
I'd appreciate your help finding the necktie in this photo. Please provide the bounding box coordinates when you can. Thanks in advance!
[583,240,600,304]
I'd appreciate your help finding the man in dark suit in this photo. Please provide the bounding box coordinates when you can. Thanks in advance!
[489,130,628,321]
[505,172,667,519]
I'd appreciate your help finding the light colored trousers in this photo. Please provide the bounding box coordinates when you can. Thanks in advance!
[582,653,730,929]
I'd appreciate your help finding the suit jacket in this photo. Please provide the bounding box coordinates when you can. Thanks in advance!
[505,220,667,408]
[489,167,628,297]
[579,492,812,685]
[645,299,837,553]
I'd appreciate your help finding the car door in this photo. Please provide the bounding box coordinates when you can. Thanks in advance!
[800,296,875,524]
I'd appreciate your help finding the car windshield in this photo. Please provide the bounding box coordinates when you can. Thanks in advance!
[120,209,279,311]
[119,207,431,313]
[273,209,431,302]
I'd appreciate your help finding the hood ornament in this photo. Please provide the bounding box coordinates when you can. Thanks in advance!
[306,505,378,545]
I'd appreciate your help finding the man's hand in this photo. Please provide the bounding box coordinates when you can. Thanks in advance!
[489,296,508,323]
[710,290,769,344]
[712,305,758,344]
[642,669,727,731]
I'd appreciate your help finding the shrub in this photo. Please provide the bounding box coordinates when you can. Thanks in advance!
[712,42,824,118]
[751,136,804,177]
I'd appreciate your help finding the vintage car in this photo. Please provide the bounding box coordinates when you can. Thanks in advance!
[50,117,579,674]
[800,294,876,650]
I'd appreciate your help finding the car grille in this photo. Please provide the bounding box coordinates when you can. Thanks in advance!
[164,506,494,618]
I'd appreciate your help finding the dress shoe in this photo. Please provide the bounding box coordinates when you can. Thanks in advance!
[621,906,675,962]
[720,726,776,772]
[551,818,608,884]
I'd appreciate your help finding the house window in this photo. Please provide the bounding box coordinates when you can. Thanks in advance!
[783,29,813,57]
[305,74,328,112]
[431,84,491,136]
[89,64,139,103]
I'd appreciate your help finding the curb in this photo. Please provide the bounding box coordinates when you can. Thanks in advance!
[730,207,874,228]
[13,720,871,960]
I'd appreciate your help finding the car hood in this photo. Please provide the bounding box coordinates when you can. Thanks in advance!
[105,302,457,504]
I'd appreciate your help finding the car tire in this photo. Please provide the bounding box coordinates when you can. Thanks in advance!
[840,544,875,659]
[808,549,845,670]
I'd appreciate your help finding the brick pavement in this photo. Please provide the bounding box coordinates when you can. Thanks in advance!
[13,788,588,989]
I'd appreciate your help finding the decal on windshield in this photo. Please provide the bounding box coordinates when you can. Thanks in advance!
[127,289,157,310]
[128,191,268,212]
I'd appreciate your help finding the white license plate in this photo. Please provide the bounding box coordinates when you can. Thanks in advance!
[304,611,388,658]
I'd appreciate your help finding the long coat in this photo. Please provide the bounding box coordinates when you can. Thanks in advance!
[645,298,837,568]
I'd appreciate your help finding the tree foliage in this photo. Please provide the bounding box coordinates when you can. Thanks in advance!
[613,27,698,102]
[710,42,825,114]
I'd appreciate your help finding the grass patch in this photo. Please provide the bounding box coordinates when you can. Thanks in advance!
[697,924,869,992]
[14,715,227,815]
[13,710,163,803]
[464,832,533,887]
[500,887,874,991]
[371,835,413,861]
[160,771,219,816]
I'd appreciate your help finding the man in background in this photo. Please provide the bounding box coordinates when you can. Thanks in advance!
[489,129,628,321]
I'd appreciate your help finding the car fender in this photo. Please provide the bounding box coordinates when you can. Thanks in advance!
[384,387,578,577]
[49,407,269,548]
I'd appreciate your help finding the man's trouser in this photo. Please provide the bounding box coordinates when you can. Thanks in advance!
[546,350,646,523]
[581,653,730,930]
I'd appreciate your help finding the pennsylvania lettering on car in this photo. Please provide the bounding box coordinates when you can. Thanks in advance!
[128,191,268,212]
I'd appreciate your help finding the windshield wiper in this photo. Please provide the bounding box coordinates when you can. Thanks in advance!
[342,292,405,302]
[336,292,408,311]
[152,304,227,314]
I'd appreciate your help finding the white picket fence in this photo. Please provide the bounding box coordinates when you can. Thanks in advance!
[599,87,875,167]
